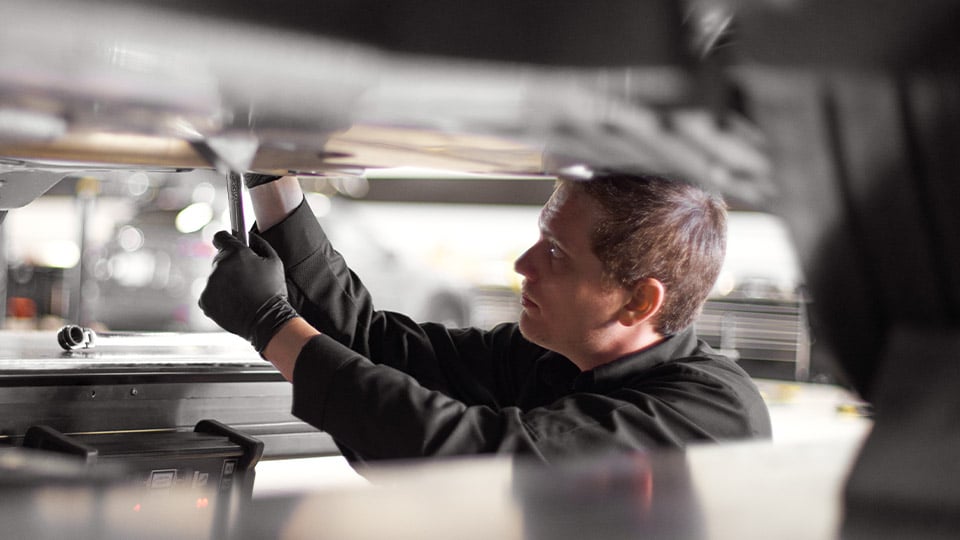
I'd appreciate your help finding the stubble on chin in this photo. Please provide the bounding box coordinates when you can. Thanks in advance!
[518,313,547,349]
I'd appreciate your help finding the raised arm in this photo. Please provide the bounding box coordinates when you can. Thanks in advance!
[246,174,304,232]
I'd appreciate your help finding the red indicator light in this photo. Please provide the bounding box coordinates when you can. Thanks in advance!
[196,497,209,509]
[133,503,142,513]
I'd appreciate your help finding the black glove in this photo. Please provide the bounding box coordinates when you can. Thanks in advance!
[199,231,298,352]
[243,173,284,189]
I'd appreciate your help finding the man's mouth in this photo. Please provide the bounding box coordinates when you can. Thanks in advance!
[520,292,538,310]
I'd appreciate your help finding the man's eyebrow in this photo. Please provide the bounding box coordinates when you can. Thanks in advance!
[537,207,552,228]
[537,212,553,237]
[537,214,555,239]
[537,209,573,251]
[540,227,572,255]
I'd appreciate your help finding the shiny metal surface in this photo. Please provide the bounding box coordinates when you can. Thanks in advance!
[241,439,862,540]
[0,330,260,370]
[0,330,337,459]
[2,437,875,539]
[1,447,233,540]
[0,0,772,206]
[227,171,248,245]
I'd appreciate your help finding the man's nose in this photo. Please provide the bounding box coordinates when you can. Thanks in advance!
[514,246,536,280]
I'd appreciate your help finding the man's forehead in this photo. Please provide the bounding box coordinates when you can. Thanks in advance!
[538,182,595,235]
[538,183,570,228]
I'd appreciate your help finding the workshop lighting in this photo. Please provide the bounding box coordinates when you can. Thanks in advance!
[35,240,80,268]
[118,225,145,252]
[176,202,213,233]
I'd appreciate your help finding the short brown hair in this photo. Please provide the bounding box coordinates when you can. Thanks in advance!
[574,171,727,335]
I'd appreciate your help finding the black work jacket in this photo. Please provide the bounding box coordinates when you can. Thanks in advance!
[260,199,772,463]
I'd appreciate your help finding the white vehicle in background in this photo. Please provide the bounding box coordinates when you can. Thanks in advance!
[90,182,518,332]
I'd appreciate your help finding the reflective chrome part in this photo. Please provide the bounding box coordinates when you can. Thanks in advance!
[0,0,772,198]
[57,325,96,350]
[226,171,247,244]
[189,139,254,245]
[0,169,64,209]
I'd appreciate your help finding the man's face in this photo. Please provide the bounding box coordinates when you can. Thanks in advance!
[514,182,632,365]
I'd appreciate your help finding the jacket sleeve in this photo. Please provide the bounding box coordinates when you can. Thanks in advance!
[290,333,766,463]
[257,198,378,354]
[257,198,535,404]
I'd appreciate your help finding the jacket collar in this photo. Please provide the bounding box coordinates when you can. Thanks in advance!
[571,327,698,392]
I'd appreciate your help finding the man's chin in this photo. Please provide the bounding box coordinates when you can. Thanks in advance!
[518,315,530,337]
[518,316,546,347]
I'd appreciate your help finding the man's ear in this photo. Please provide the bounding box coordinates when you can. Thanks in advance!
[618,278,665,327]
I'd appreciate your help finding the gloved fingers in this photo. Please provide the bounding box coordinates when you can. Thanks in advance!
[197,284,215,312]
[248,232,279,261]
[212,230,243,251]
[211,231,243,266]
[212,230,277,262]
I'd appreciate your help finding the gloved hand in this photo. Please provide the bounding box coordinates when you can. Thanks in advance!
[199,231,298,353]
[243,173,284,189]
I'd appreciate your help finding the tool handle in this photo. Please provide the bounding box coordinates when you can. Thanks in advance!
[227,171,247,245]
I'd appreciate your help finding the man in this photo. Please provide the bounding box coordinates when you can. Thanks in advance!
[199,170,771,463]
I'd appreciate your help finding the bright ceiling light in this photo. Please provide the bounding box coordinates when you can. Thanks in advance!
[176,202,213,233]
[36,240,81,268]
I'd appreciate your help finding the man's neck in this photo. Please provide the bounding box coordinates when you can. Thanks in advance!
[570,329,665,372]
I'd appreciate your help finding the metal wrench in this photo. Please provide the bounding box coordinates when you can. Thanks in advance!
[189,139,257,246]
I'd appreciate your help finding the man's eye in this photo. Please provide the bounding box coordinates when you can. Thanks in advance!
[548,243,563,258]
